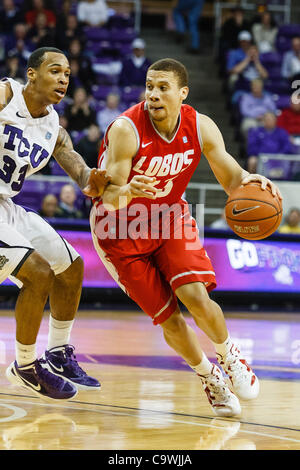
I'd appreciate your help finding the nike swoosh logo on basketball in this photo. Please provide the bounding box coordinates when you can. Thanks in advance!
[141,141,152,148]
[16,111,26,118]
[48,361,64,373]
[232,205,260,216]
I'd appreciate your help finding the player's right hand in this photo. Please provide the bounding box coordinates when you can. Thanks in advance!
[126,175,161,199]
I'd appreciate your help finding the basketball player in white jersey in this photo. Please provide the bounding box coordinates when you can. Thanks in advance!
[0,47,110,400]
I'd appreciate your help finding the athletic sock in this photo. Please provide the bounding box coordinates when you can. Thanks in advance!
[15,341,37,367]
[188,352,213,376]
[47,315,74,350]
[213,335,233,358]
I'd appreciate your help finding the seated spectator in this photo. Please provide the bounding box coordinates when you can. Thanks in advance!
[77,0,108,27]
[56,14,83,51]
[119,38,152,87]
[56,184,84,219]
[28,11,56,48]
[0,0,24,34]
[278,208,300,234]
[281,36,300,82]
[277,98,300,138]
[247,112,294,173]
[209,210,229,230]
[75,123,101,168]
[67,38,96,95]
[39,193,59,218]
[25,0,56,28]
[64,87,97,132]
[227,31,268,92]
[219,7,250,60]
[96,93,122,135]
[240,78,277,138]
[252,11,278,53]
[3,54,25,82]
[5,23,34,66]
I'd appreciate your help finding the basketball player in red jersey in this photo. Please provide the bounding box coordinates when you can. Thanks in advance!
[90,58,282,417]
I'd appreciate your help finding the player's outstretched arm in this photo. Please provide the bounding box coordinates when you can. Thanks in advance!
[101,119,160,211]
[199,113,282,199]
[53,126,110,197]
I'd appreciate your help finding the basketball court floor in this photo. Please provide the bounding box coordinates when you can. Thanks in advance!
[0,309,299,450]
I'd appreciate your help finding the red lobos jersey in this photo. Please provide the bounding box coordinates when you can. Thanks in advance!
[97,101,202,215]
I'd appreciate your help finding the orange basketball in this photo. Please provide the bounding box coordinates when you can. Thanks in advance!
[225,182,282,240]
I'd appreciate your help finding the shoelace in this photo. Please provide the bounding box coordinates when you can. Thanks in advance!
[35,359,66,389]
[225,358,251,386]
[200,371,232,404]
[63,345,86,377]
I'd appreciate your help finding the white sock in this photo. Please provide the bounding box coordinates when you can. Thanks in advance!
[188,353,213,376]
[213,335,233,357]
[15,341,37,367]
[47,315,74,350]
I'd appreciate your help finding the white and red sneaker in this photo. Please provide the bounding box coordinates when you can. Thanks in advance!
[198,364,241,417]
[217,344,259,400]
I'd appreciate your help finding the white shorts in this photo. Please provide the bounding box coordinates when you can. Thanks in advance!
[0,198,80,287]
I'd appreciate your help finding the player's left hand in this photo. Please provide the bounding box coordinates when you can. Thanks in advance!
[241,173,282,200]
[82,168,111,197]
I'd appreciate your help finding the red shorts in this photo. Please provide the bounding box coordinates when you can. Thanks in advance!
[91,202,216,325]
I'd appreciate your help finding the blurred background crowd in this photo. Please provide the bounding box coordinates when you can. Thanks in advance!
[1,0,300,233]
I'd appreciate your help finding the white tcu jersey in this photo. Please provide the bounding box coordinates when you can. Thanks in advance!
[0,78,59,198]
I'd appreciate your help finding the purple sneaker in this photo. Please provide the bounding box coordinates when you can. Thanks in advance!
[6,359,77,401]
[44,345,101,390]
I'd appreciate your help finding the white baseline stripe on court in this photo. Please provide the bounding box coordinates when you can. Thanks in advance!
[1,398,300,445]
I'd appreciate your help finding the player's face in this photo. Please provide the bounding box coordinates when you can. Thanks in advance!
[145,70,188,123]
[28,52,70,105]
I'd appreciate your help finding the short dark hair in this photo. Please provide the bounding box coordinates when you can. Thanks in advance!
[148,58,189,88]
[27,47,66,69]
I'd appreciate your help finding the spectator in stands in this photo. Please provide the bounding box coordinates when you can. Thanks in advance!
[39,194,59,218]
[77,0,108,27]
[75,123,101,168]
[67,38,96,95]
[3,54,25,82]
[278,208,300,234]
[28,12,56,48]
[96,92,122,135]
[209,210,229,230]
[247,112,294,173]
[25,0,56,28]
[252,11,278,53]
[227,31,268,91]
[0,0,24,34]
[219,7,250,53]
[277,98,300,137]
[64,87,97,132]
[281,37,300,82]
[119,38,151,87]
[56,184,84,219]
[5,23,33,66]
[172,0,205,54]
[239,78,277,138]
[56,14,83,51]
[67,58,85,98]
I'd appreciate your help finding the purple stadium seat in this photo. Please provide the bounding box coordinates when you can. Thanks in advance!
[276,35,291,53]
[107,14,135,29]
[121,86,144,104]
[50,160,68,176]
[264,78,290,94]
[260,157,292,180]
[272,94,291,110]
[92,84,120,101]
[278,24,300,38]
[84,27,111,42]
[110,28,137,43]
[260,51,282,66]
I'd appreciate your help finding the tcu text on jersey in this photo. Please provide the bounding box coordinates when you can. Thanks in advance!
[0,124,49,192]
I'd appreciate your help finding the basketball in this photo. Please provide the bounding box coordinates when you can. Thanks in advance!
[225,182,282,240]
